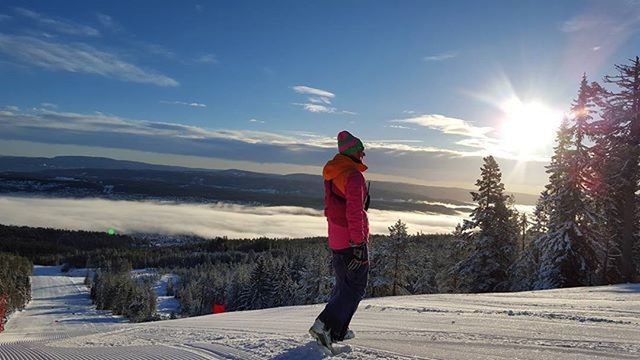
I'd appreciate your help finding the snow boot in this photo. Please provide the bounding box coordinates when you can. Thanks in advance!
[309,319,334,354]
[343,329,355,341]
[334,329,355,342]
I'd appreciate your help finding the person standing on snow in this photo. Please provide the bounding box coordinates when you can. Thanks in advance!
[309,130,370,351]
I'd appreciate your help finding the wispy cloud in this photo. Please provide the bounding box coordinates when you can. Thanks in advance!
[297,103,337,113]
[455,137,497,150]
[0,108,463,155]
[292,85,356,114]
[14,7,100,37]
[292,85,335,101]
[40,102,57,109]
[392,114,493,138]
[560,1,640,77]
[308,96,332,104]
[249,118,265,124]
[292,103,357,115]
[0,108,550,193]
[385,124,415,130]
[0,108,319,146]
[133,41,176,60]
[0,14,11,22]
[423,52,458,62]
[96,13,123,32]
[560,16,604,33]
[160,101,207,108]
[3,105,19,112]
[0,34,179,87]
[195,54,218,64]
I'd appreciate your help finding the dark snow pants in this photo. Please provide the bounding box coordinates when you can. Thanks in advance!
[317,246,369,341]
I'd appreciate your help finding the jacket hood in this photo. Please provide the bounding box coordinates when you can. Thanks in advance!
[323,154,368,181]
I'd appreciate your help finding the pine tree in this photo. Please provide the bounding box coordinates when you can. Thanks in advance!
[226,268,249,311]
[179,284,195,315]
[529,190,550,237]
[272,261,299,307]
[591,83,625,284]
[509,190,551,291]
[518,212,529,252]
[238,255,276,310]
[535,109,600,289]
[377,220,411,296]
[405,240,436,294]
[454,156,519,293]
[569,74,603,274]
[298,250,332,303]
[603,56,640,282]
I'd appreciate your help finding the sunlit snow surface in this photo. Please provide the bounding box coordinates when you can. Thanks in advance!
[1,266,639,359]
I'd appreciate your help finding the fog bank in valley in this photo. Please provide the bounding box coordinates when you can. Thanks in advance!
[0,196,467,238]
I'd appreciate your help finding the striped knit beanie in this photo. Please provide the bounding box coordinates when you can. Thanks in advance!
[337,130,364,156]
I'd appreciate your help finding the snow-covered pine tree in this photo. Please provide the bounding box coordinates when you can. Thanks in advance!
[454,156,519,293]
[534,111,600,289]
[518,212,529,252]
[238,254,277,310]
[272,261,299,307]
[225,267,249,311]
[590,81,625,284]
[405,240,436,294]
[297,250,332,303]
[509,207,541,291]
[603,56,640,282]
[508,246,538,291]
[568,74,603,272]
[377,219,411,296]
[529,190,550,237]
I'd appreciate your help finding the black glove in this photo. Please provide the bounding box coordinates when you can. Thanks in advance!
[347,242,368,271]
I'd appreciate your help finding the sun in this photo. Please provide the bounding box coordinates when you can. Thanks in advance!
[498,97,563,160]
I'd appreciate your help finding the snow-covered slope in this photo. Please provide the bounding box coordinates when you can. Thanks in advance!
[1,266,639,359]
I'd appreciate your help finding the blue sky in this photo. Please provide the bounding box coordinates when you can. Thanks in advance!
[1,0,639,194]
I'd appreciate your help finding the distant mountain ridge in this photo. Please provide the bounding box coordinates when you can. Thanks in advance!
[0,155,538,208]
[0,156,204,172]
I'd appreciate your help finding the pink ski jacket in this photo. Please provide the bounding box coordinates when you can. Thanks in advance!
[322,154,369,250]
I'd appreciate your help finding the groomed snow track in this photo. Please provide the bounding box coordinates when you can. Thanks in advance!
[1,266,639,359]
[0,342,210,360]
[0,266,214,359]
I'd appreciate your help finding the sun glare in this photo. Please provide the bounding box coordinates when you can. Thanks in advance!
[498,97,563,160]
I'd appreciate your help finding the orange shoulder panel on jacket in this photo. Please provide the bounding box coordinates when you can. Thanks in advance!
[322,154,367,194]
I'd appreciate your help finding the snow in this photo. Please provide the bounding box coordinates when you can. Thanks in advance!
[154,273,181,318]
[64,267,94,278]
[1,266,639,359]
[129,268,181,318]
[0,265,126,344]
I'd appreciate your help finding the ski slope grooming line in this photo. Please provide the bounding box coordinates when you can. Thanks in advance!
[1,266,639,359]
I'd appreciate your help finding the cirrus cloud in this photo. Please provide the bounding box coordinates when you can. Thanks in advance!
[391,114,493,138]
[292,85,356,115]
[14,7,100,37]
[0,33,179,87]
[160,101,207,108]
[292,85,336,100]
[0,107,550,194]
[424,52,458,62]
